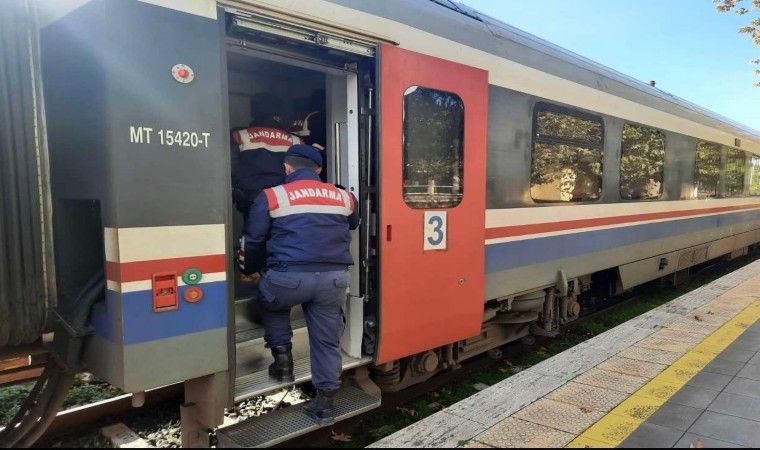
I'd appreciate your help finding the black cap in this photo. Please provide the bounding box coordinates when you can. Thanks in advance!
[287,144,323,167]
[250,92,283,119]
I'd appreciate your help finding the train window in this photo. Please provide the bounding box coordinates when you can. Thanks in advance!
[531,105,604,202]
[750,155,760,196]
[402,86,465,209]
[724,148,746,197]
[620,124,665,200]
[694,141,721,198]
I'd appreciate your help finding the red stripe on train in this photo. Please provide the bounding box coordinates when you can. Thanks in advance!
[485,204,760,240]
[106,254,226,283]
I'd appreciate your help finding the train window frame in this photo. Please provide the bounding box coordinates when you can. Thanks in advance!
[723,147,746,198]
[693,140,722,199]
[401,85,466,210]
[619,122,666,201]
[750,154,760,196]
[530,102,605,204]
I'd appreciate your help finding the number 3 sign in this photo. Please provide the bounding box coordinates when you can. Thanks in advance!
[424,211,447,251]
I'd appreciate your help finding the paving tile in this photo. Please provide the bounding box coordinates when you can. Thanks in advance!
[513,398,604,435]
[609,395,664,423]
[573,368,648,394]
[579,414,640,446]
[673,352,715,372]
[723,377,760,400]
[748,352,760,366]
[686,371,733,391]
[597,356,667,379]
[687,411,760,447]
[650,328,706,345]
[725,337,760,352]
[636,381,682,402]
[687,312,735,326]
[674,433,749,448]
[720,346,757,363]
[473,417,574,448]
[668,385,720,409]
[545,381,629,412]
[462,440,495,448]
[618,346,683,365]
[703,358,747,376]
[667,320,719,336]
[367,411,486,448]
[636,337,693,354]
[444,373,565,427]
[658,364,702,386]
[646,402,703,431]
[565,436,610,448]
[736,363,760,381]
[618,422,684,448]
[708,392,760,422]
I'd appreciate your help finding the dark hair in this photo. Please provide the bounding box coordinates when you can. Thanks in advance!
[284,154,319,170]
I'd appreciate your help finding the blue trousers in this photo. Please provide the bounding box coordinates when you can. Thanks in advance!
[258,269,349,391]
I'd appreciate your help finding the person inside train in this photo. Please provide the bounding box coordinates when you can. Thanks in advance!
[238,144,359,426]
[290,88,327,181]
[231,92,303,223]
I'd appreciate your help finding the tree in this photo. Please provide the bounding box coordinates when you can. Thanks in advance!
[714,0,760,86]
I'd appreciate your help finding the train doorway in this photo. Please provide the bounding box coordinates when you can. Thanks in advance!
[222,8,377,405]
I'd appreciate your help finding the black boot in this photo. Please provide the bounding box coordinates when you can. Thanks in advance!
[268,344,294,382]
[303,389,337,426]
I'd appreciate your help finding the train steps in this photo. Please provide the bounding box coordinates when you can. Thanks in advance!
[233,297,373,401]
[217,385,380,448]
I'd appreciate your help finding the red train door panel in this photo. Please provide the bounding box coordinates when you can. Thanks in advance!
[377,43,488,363]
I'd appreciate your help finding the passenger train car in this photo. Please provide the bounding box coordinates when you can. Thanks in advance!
[2,0,760,446]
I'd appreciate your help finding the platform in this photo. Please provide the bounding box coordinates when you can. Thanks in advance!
[370,259,760,448]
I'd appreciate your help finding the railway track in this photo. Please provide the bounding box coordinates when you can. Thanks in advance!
[5,251,754,448]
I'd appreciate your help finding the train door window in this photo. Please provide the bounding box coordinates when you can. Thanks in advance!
[530,104,604,202]
[750,155,760,196]
[724,148,746,197]
[694,141,721,198]
[619,123,665,200]
[402,86,465,209]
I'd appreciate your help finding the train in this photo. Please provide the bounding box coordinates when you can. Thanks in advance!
[2,0,760,447]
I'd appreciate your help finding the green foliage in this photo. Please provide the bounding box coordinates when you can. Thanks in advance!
[0,375,123,427]
[403,87,464,208]
[714,0,760,86]
[620,124,665,199]
[750,155,760,195]
[0,383,34,425]
[695,141,721,197]
[531,110,604,202]
[724,148,747,196]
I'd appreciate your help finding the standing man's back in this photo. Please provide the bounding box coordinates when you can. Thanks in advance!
[239,144,359,426]
[230,92,303,218]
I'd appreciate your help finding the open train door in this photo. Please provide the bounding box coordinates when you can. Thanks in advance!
[377,43,488,363]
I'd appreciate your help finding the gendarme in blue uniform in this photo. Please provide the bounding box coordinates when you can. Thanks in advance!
[239,146,359,395]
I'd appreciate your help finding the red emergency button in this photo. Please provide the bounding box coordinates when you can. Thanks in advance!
[171,64,194,84]
[184,286,204,303]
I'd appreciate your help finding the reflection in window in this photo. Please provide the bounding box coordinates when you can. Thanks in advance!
[750,155,760,196]
[537,110,603,144]
[694,141,721,198]
[402,86,464,209]
[620,124,665,200]
[724,148,746,197]
[531,106,604,202]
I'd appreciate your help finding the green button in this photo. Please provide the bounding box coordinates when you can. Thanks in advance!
[182,268,203,285]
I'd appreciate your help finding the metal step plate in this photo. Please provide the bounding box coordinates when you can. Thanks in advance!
[234,355,372,402]
[218,386,381,448]
[235,319,308,346]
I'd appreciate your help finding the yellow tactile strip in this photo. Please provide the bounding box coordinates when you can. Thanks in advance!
[568,300,760,448]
